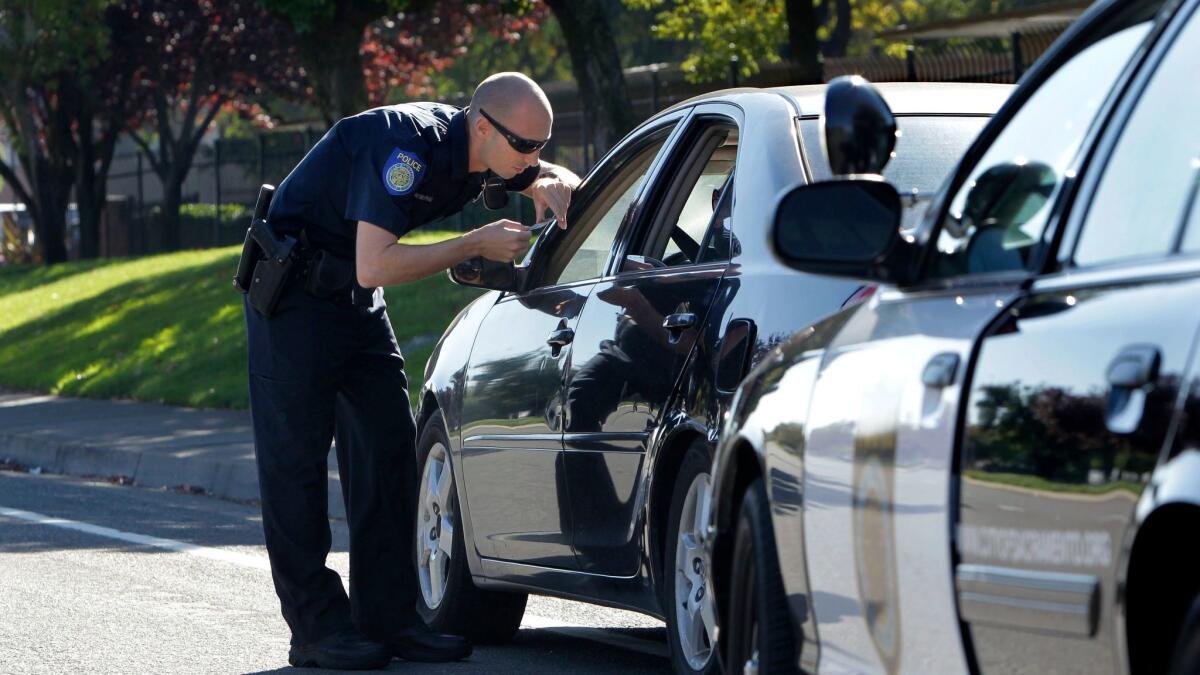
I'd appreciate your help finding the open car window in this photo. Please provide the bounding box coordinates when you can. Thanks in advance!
[623,121,738,271]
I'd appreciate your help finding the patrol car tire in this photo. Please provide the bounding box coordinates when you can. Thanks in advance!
[664,441,719,674]
[1167,592,1200,675]
[726,478,800,675]
[414,411,527,644]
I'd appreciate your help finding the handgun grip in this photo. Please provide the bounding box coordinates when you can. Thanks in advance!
[254,184,275,221]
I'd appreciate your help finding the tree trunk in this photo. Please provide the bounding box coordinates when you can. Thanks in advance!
[785,0,824,84]
[824,0,853,58]
[74,102,102,260]
[159,171,184,251]
[544,0,637,157]
[292,0,386,123]
[30,154,71,264]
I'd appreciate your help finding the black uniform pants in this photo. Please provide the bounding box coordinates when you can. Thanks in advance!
[244,282,421,645]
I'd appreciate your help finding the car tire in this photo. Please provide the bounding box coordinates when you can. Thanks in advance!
[726,478,800,675]
[1168,592,1200,675]
[665,441,719,674]
[414,411,527,644]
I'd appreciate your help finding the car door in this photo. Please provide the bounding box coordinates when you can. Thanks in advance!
[956,5,1200,673]
[561,104,739,575]
[458,114,684,568]
[797,3,1166,672]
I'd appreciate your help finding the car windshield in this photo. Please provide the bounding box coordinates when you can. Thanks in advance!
[801,115,989,230]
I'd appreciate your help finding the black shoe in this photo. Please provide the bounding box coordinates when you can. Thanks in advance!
[384,625,473,662]
[288,629,393,670]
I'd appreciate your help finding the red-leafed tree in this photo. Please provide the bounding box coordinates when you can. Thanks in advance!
[262,0,550,123]
[361,3,552,104]
[123,0,304,250]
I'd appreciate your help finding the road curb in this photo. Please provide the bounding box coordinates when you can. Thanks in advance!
[0,432,347,519]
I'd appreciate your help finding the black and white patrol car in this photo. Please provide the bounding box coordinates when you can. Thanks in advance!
[708,0,1200,673]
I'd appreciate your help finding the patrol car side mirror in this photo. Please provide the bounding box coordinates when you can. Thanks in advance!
[773,179,915,285]
[449,256,521,292]
[822,76,897,175]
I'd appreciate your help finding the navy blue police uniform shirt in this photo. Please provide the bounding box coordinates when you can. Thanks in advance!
[267,102,540,261]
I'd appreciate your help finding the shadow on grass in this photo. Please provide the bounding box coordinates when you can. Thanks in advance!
[0,258,120,296]
[0,255,251,408]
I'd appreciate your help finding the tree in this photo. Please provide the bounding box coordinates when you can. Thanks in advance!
[544,0,637,153]
[69,2,144,259]
[630,0,1045,84]
[259,0,417,123]
[361,2,552,105]
[123,0,303,250]
[0,0,112,263]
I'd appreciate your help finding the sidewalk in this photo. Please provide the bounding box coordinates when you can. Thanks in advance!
[0,390,348,518]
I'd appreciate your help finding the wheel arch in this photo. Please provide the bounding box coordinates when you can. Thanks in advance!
[1124,499,1200,675]
[710,435,765,645]
[647,420,710,603]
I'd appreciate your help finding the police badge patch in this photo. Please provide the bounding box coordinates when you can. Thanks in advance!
[382,148,425,196]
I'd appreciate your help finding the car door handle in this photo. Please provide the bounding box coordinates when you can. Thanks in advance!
[663,313,697,330]
[546,328,574,357]
[922,352,960,388]
[1105,344,1160,434]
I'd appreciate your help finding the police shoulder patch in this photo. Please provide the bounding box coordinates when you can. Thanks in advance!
[382,148,425,197]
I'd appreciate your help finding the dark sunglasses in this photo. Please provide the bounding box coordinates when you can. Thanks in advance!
[479,108,549,155]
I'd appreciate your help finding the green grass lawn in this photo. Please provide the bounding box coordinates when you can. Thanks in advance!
[0,230,483,409]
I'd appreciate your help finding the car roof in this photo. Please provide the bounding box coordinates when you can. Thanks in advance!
[661,81,1013,118]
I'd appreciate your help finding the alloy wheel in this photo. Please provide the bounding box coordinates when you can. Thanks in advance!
[674,471,717,670]
[416,440,455,609]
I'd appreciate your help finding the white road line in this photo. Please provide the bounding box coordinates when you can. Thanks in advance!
[0,504,668,659]
[520,614,668,658]
[0,505,272,571]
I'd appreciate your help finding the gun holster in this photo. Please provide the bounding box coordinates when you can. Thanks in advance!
[234,185,298,317]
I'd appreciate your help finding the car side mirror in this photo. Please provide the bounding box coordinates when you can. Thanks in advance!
[772,179,912,283]
[822,75,897,175]
[448,256,524,292]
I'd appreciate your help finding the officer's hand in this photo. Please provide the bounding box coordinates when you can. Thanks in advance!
[467,219,532,263]
[530,177,573,230]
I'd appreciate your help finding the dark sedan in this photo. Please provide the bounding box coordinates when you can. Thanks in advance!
[412,81,1008,674]
[709,0,1200,673]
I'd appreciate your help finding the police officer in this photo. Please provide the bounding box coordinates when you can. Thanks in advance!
[244,72,579,670]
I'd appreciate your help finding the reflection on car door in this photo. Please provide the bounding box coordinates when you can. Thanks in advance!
[458,286,587,568]
[957,9,1200,671]
[458,121,681,570]
[799,288,1018,673]
[562,105,739,575]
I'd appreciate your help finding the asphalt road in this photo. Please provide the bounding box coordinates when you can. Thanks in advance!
[0,470,671,674]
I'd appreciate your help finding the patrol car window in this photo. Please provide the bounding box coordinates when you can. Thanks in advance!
[1074,12,1200,266]
[929,2,1159,280]
[550,135,669,286]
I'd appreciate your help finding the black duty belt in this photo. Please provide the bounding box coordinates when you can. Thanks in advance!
[235,184,378,315]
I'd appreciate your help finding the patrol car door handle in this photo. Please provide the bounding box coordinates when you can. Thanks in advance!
[546,328,574,357]
[663,313,697,330]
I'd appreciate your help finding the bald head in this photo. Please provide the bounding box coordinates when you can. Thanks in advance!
[465,72,553,176]
[469,72,552,130]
